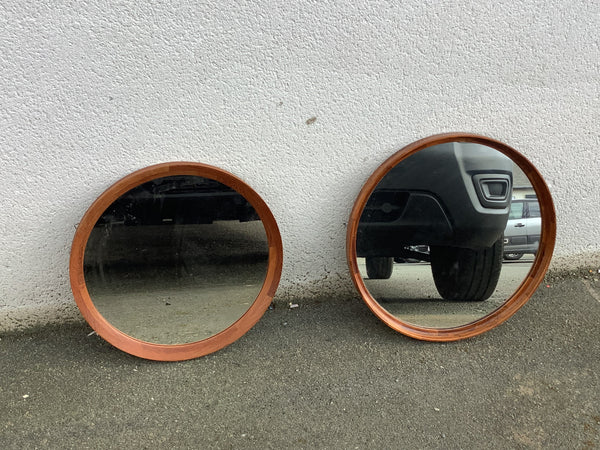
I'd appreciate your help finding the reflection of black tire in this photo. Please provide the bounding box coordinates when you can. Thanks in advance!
[430,239,503,301]
[503,252,523,260]
[366,257,394,279]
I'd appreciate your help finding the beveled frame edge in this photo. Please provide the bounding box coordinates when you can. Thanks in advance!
[346,132,556,341]
[69,162,283,361]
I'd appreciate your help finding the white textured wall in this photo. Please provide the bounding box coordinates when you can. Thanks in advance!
[1,0,599,331]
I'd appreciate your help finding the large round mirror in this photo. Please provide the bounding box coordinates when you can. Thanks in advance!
[70,163,283,361]
[347,133,555,341]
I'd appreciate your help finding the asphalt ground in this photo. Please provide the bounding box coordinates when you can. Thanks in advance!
[1,275,599,449]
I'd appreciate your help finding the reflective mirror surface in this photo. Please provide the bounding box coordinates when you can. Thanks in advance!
[70,163,283,360]
[348,134,555,340]
[84,175,268,344]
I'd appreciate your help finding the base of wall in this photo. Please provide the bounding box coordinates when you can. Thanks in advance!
[0,302,84,334]
[549,251,600,276]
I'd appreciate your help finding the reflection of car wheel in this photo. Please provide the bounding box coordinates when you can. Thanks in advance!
[430,239,503,301]
[503,252,523,260]
[366,257,393,279]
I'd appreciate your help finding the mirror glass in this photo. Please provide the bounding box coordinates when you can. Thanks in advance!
[356,141,540,328]
[83,175,269,345]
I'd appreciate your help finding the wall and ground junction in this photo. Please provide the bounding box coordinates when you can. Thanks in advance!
[1,1,599,331]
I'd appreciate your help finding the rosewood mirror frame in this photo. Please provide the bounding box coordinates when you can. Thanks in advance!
[346,133,556,341]
[70,162,283,361]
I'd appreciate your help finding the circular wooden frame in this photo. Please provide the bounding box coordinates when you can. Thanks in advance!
[346,133,556,341]
[70,162,283,361]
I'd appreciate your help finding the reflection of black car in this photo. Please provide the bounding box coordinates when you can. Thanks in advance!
[97,176,259,226]
[357,142,513,301]
[86,175,265,271]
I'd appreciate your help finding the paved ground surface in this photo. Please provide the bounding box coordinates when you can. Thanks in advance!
[361,257,533,328]
[1,275,599,449]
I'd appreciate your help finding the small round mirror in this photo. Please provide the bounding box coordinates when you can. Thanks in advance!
[347,133,555,341]
[70,163,283,360]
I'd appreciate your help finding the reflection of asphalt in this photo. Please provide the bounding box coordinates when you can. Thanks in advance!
[1,276,599,448]
[87,262,267,344]
[84,221,269,345]
[85,221,268,266]
[360,258,533,328]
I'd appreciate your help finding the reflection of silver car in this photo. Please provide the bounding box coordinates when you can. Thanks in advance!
[503,199,541,260]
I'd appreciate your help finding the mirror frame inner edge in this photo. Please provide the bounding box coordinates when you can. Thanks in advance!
[70,162,283,361]
[346,132,556,341]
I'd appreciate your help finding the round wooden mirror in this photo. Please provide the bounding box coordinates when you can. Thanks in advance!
[70,162,283,360]
[347,133,556,341]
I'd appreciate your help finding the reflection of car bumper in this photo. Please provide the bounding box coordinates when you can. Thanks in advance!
[356,142,512,257]
[503,236,540,254]
[98,176,260,226]
[357,201,507,256]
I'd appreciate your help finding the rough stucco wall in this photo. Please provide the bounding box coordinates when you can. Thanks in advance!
[1,1,599,331]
